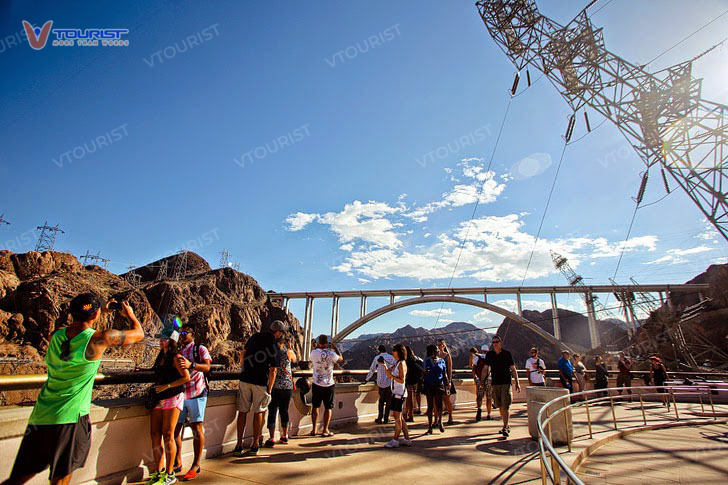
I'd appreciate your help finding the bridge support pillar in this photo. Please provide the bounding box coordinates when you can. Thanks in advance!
[331,296,340,338]
[359,296,367,319]
[516,292,523,317]
[283,297,289,312]
[303,297,315,356]
[550,292,561,340]
[585,292,600,349]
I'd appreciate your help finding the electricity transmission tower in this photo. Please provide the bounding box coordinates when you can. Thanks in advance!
[172,250,188,280]
[477,0,728,241]
[35,221,64,252]
[125,264,141,287]
[219,249,230,268]
[156,260,168,281]
[0,214,9,226]
[80,250,110,269]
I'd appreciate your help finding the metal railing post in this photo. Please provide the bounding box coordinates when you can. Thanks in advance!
[638,389,647,426]
[708,387,716,418]
[671,389,680,421]
[610,396,618,430]
[540,448,548,485]
[698,391,705,412]
[584,397,593,439]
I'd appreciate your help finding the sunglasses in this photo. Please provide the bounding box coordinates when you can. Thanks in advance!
[180,331,189,337]
[492,340,502,344]
[60,339,71,361]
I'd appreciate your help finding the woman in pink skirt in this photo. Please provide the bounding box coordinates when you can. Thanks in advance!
[146,319,190,485]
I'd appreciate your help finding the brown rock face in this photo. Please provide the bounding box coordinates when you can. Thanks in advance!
[0,251,303,386]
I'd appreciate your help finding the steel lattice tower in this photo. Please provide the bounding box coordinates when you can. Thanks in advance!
[477,0,728,241]
[172,250,188,280]
[0,214,9,226]
[35,221,64,252]
[80,250,110,269]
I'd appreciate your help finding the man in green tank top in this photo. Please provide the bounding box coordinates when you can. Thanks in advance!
[4,293,144,485]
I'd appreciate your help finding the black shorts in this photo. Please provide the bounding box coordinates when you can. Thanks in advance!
[10,414,92,480]
[311,383,335,410]
[390,396,405,413]
[424,384,444,397]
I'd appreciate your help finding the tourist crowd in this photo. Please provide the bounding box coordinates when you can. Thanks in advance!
[2,293,672,485]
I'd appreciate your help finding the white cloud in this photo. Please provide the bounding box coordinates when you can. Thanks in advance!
[643,245,715,265]
[357,278,371,284]
[510,152,552,180]
[285,212,318,231]
[410,308,454,317]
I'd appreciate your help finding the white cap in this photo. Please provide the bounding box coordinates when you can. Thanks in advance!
[481,344,489,351]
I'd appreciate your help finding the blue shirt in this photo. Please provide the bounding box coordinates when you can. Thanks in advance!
[557,357,574,377]
[424,357,447,386]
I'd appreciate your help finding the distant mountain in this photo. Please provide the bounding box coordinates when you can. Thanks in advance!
[341,321,492,370]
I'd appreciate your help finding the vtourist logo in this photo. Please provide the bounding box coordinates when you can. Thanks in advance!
[22,20,130,50]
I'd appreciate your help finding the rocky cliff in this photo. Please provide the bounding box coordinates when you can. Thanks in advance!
[342,321,492,370]
[0,250,302,403]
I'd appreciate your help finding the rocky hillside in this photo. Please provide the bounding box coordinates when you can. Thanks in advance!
[493,308,629,367]
[342,321,492,370]
[631,263,728,369]
[0,250,302,403]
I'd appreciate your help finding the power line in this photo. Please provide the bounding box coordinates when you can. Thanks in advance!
[644,7,728,67]
[432,95,514,329]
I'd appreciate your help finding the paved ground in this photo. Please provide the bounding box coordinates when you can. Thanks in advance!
[575,422,728,484]
[133,399,728,484]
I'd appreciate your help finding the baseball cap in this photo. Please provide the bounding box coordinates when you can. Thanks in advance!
[481,344,489,351]
[155,315,181,341]
[69,293,101,320]
[270,320,288,333]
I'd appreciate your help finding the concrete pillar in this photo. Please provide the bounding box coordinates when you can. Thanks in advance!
[585,292,601,349]
[389,293,395,305]
[303,297,315,356]
[330,296,340,338]
[483,292,488,303]
[283,297,290,312]
[516,292,523,317]
[359,296,367,319]
[550,292,561,340]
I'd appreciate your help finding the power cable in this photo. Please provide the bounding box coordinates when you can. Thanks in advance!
[431,96,514,329]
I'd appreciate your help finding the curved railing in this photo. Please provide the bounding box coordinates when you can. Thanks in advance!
[536,384,728,484]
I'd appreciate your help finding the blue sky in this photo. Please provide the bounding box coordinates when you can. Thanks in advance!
[1,0,727,338]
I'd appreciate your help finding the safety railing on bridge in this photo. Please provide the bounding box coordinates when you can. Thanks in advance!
[536,384,728,484]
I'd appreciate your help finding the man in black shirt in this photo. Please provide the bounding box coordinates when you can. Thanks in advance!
[483,335,520,438]
[234,320,285,456]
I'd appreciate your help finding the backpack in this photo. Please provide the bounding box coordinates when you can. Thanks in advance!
[193,344,210,393]
[474,356,487,379]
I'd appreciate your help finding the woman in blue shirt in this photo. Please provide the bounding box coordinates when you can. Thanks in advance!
[423,344,447,434]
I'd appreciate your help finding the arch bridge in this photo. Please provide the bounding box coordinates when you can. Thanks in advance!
[269,284,708,355]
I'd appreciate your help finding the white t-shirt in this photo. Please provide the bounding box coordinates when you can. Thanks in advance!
[526,357,546,384]
[310,348,338,387]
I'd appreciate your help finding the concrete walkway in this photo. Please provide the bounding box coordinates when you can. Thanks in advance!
[575,421,728,484]
[158,407,544,485]
[132,399,728,485]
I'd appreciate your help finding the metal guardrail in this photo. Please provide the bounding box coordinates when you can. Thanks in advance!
[536,384,728,484]
[2,368,728,392]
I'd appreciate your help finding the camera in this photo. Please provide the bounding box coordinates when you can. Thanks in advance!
[108,299,125,311]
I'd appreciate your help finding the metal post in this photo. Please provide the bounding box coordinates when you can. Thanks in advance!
[610,396,618,430]
[303,297,312,356]
[540,451,548,485]
[565,409,571,453]
[585,292,601,349]
[672,389,680,421]
[698,392,705,412]
[359,295,367,319]
[584,398,593,438]
[550,292,561,340]
[516,292,523,317]
[330,296,339,338]
[638,389,647,426]
[389,292,395,305]
[483,291,488,303]
[708,387,716,418]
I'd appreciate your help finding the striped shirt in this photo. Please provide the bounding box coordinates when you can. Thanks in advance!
[180,342,211,400]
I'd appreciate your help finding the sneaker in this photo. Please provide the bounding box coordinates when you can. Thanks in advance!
[486,414,493,420]
[384,439,400,448]
[427,427,433,434]
[399,439,413,447]
[502,429,510,438]
[413,409,421,415]
[144,472,161,485]
[375,418,383,424]
[164,474,178,485]
[438,423,445,433]
[476,409,482,421]
[248,447,259,456]
[405,416,414,422]
[232,444,243,454]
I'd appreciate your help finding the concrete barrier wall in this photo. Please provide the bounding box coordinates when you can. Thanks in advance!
[0,377,608,484]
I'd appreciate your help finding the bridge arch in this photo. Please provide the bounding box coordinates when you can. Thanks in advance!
[332,295,574,351]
